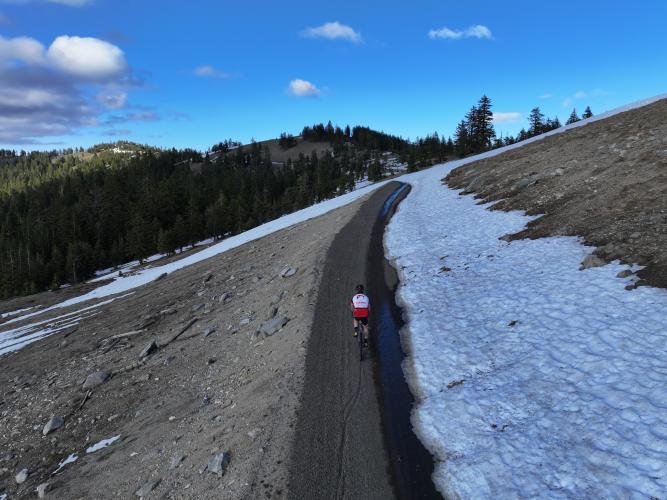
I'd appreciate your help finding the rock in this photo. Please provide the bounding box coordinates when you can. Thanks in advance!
[252,275,262,283]
[239,318,251,326]
[617,270,633,278]
[260,317,289,337]
[154,273,168,282]
[553,168,564,176]
[139,340,158,359]
[169,453,185,469]
[206,452,231,476]
[203,327,216,338]
[36,482,51,498]
[580,254,606,270]
[512,178,533,191]
[499,234,513,242]
[160,308,177,316]
[15,468,28,484]
[135,479,160,497]
[279,266,297,278]
[219,292,232,303]
[42,415,64,436]
[267,306,278,319]
[247,428,261,440]
[629,232,641,239]
[83,371,110,390]
[192,304,205,312]
[202,272,213,283]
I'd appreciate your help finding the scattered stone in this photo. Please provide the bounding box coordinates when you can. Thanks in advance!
[202,272,213,283]
[203,327,217,338]
[139,340,158,359]
[239,318,251,326]
[260,317,289,337]
[629,232,641,239]
[169,453,186,470]
[279,266,297,278]
[192,304,205,312]
[42,415,64,436]
[252,275,262,283]
[160,308,177,316]
[269,293,283,305]
[135,479,160,497]
[508,320,518,327]
[512,178,533,191]
[439,266,452,273]
[36,482,51,498]
[207,358,217,365]
[447,379,465,389]
[206,452,231,476]
[580,254,606,270]
[267,306,278,319]
[202,394,211,406]
[219,292,232,303]
[83,371,110,390]
[553,168,564,176]
[137,314,159,330]
[617,270,633,278]
[247,428,261,440]
[15,468,28,484]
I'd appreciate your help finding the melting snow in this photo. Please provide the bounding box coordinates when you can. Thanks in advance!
[53,453,78,474]
[86,435,121,454]
[385,154,667,495]
[1,306,35,319]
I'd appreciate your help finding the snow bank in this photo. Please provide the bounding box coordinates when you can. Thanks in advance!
[385,137,667,495]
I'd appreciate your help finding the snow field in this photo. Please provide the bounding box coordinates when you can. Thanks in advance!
[385,161,667,498]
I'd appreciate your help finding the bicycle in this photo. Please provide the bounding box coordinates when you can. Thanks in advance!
[355,322,367,361]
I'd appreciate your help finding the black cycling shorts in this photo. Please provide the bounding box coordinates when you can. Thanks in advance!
[354,316,368,326]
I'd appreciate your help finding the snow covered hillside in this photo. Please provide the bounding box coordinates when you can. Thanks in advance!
[385,104,667,496]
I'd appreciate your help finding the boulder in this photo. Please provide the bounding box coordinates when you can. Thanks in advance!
[260,317,289,337]
[135,479,160,497]
[206,452,231,476]
[83,371,110,390]
[15,468,28,484]
[279,266,297,278]
[580,254,606,270]
[42,415,64,436]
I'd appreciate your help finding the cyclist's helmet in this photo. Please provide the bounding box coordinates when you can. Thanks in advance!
[355,284,364,294]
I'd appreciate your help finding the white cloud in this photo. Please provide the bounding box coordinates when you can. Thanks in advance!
[47,36,126,80]
[0,34,132,143]
[429,24,493,40]
[303,21,362,43]
[288,79,320,97]
[540,93,553,99]
[492,112,521,124]
[0,35,46,64]
[193,65,230,79]
[562,88,609,108]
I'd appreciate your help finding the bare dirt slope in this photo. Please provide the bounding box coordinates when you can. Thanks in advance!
[446,98,667,288]
[0,198,363,499]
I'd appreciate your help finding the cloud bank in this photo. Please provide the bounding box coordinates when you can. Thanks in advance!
[429,25,493,40]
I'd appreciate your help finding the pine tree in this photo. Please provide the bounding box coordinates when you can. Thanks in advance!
[566,108,580,125]
[582,106,593,119]
[454,120,469,157]
[528,107,545,136]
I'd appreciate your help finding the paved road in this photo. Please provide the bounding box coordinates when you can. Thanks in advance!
[288,182,406,500]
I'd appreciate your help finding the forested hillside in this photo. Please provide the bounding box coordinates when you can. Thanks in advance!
[0,127,450,298]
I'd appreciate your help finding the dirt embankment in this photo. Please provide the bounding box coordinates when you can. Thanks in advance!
[446,98,667,288]
[0,199,362,499]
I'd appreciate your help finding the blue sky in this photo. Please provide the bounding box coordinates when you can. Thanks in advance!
[1,0,666,150]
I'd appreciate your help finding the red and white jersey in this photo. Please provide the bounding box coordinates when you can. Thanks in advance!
[351,293,370,318]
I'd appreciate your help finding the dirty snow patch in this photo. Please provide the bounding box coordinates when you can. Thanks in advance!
[86,435,121,454]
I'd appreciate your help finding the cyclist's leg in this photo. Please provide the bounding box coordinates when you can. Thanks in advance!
[353,317,358,336]
[362,318,369,344]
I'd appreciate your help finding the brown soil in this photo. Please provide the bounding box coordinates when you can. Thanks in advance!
[446,98,667,289]
[0,199,363,499]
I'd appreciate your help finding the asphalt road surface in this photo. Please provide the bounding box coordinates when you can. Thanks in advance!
[289,182,407,500]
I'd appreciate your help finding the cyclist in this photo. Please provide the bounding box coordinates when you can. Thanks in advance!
[350,284,370,346]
